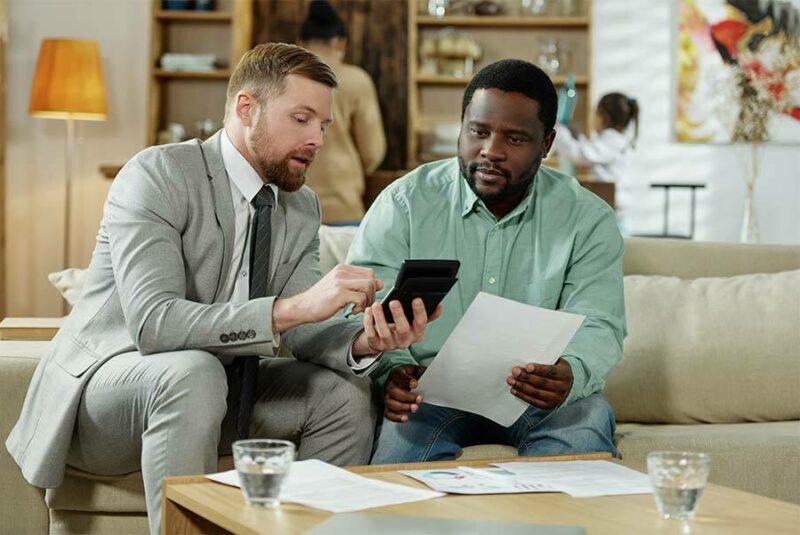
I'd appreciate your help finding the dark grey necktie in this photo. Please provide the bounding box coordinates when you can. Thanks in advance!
[237,185,275,439]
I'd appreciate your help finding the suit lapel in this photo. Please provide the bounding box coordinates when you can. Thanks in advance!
[200,132,236,302]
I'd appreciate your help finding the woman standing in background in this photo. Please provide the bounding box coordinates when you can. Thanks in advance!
[552,92,639,234]
[300,0,386,225]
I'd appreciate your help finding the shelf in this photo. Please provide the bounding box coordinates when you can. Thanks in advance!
[155,10,233,22]
[416,74,589,85]
[153,69,231,79]
[417,15,590,28]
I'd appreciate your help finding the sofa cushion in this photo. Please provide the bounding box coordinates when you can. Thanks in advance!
[607,270,800,424]
[48,510,149,535]
[616,421,800,504]
[318,225,359,274]
[1,342,51,535]
[46,456,234,513]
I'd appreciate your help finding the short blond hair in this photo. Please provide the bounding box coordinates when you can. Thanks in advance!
[225,43,337,119]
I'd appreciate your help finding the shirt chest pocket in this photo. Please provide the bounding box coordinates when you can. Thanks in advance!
[523,276,564,310]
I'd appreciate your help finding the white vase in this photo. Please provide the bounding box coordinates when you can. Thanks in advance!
[737,143,763,244]
[740,186,759,243]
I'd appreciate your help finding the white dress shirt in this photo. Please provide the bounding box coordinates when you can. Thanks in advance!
[219,130,377,371]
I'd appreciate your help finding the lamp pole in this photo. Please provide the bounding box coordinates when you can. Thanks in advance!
[64,117,75,271]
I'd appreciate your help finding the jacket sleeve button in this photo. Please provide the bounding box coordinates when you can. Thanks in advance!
[220,334,229,343]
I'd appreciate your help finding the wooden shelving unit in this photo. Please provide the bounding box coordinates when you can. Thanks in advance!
[154,10,233,22]
[416,74,589,86]
[147,0,252,146]
[153,69,232,79]
[416,15,590,28]
[407,0,593,167]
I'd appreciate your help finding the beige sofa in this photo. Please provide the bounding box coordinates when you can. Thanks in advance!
[2,235,799,534]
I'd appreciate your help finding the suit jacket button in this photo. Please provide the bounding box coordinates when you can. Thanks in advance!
[229,332,238,342]
[247,329,256,339]
[237,330,247,341]
[220,334,229,343]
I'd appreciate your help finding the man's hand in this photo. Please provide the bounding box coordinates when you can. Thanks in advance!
[383,364,427,423]
[353,298,442,356]
[272,265,382,332]
[507,358,573,410]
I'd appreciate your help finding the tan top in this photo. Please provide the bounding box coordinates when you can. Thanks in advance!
[306,55,386,223]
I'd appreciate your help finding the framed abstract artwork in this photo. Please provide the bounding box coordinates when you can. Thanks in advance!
[676,0,800,143]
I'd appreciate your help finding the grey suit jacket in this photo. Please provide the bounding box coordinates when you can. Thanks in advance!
[6,131,364,488]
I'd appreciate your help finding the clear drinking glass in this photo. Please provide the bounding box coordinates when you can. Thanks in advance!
[232,439,295,507]
[647,451,711,520]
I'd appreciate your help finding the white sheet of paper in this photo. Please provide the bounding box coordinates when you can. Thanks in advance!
[415,292,585,426]
[206,459,444,513]
[400,466,558,495]
[493,461,653,498]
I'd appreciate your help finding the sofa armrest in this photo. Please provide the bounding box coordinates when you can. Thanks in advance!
[0,342,51,534]
[0,317,64,341]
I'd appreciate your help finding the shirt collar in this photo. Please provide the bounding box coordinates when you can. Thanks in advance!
[459,174,481,217]
[457,162,538,221]
[220,128,278,204]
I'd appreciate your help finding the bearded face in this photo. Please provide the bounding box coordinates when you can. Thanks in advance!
[240,74,334,192]
[247,117,315,192]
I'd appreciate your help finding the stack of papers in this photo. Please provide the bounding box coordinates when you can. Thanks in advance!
[402,461,652,498]
[160,53,217,72]
[207,459,443,513]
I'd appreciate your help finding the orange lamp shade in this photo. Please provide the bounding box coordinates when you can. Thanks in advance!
[29,39,108,121]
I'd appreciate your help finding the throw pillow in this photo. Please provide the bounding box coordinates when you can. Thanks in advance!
[47,268,87,306]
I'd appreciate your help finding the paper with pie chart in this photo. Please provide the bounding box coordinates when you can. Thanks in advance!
[399,466,557,495]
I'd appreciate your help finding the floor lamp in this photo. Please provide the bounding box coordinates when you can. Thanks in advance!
[29,39,107,312]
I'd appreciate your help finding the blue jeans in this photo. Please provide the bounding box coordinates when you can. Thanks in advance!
[371,393,617,464]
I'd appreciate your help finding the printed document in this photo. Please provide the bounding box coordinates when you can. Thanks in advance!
[415,292,585,426]
[493,461,653,497]
[400,466,557,495]
[207,459,443,513]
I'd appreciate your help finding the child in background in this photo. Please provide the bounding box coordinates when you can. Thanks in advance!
[551,92,639,234]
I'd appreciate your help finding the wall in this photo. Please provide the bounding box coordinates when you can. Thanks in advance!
[5,0,149,316]
[592,0,800,243]
[4,0,800,316]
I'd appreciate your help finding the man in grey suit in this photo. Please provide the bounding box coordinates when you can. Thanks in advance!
[7,43,438,534]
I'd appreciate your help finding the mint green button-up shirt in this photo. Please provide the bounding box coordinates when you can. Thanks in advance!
[346,158,626,406]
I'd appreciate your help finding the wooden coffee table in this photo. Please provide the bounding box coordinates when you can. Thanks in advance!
[162,453,800,534]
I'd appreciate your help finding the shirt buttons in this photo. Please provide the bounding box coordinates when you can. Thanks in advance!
[220,334,229,343]
[241,270,248,277]
[488,277,497,285]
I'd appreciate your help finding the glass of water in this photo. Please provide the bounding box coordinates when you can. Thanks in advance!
[232,439,295,507]
[647,451,711,520]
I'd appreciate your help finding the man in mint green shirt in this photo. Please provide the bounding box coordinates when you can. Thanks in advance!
[346,59,626,464]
